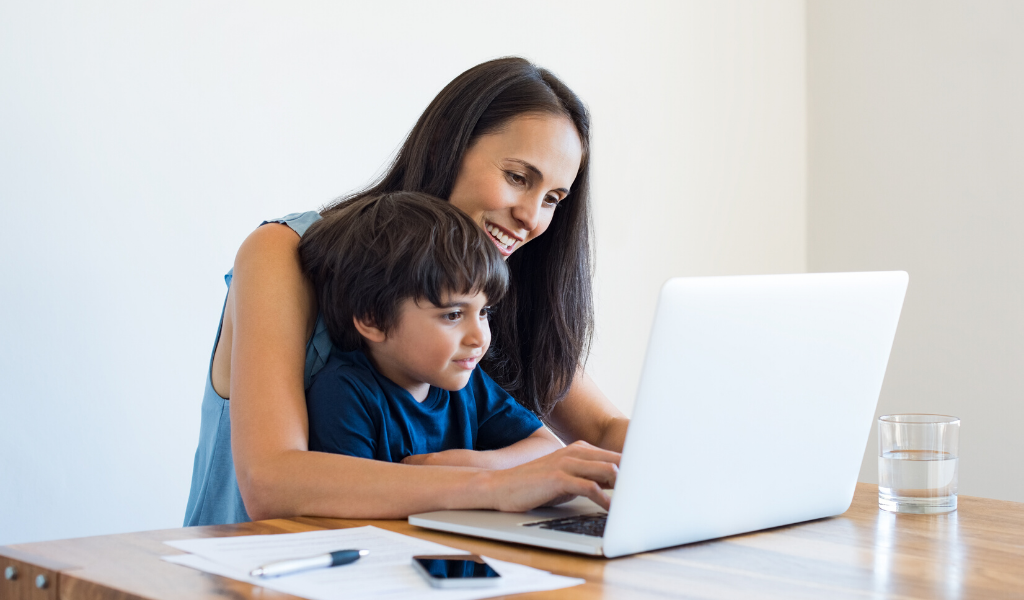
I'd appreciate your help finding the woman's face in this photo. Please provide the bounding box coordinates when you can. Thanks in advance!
[449,113,584,259]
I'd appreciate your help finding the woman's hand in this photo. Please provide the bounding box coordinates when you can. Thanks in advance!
[482,441,620,512]
[403,441,618,512]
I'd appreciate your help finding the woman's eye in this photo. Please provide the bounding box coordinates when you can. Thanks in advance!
[543,195,560,207]
[506,172,527,186]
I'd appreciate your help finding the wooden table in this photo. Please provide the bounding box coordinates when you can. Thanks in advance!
[2,483,1023,600]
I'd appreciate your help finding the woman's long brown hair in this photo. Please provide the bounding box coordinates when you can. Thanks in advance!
[323,57,593,418]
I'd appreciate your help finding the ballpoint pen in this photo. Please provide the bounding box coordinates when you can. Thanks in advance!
[249,549,369,578]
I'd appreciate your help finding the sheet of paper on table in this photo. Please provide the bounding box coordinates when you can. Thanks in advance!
[162,525,583,600]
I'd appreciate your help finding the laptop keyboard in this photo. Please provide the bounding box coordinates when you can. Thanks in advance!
[522,513,607,538]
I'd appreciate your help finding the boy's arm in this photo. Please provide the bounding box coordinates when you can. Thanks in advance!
[400,426,562,469]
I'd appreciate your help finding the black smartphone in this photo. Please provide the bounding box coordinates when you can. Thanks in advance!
[411,554,501,588]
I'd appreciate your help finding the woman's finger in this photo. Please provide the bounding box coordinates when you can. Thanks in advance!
[560,456,618,489]
[558,441,622,465]
[559,477,611,511]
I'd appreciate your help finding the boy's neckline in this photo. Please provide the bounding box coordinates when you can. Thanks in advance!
[378,372,446,410]
[360,348,431,402]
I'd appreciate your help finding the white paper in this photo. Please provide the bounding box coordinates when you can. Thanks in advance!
[162,526,583,600]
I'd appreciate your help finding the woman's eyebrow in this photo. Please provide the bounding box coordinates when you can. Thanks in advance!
[506,158,570,195]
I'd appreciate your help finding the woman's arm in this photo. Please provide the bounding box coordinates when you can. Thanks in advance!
[223,224,618,519]
[545,371,631,452]
[399,427,563,469]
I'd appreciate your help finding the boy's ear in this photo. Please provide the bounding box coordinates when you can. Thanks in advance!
[353,315,387,343]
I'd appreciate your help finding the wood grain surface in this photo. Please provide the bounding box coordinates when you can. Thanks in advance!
[4,483,1023,599]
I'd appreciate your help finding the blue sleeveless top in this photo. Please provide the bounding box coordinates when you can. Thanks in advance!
[183,211,332,526]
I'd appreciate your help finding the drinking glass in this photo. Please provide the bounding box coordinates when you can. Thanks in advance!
[878,414,959,514]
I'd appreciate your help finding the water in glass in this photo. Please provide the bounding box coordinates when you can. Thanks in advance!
[878,449,958,513]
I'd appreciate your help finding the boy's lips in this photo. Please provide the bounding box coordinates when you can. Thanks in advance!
[453,356,481,370]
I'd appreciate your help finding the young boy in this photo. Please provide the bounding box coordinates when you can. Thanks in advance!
[298,192,562,467]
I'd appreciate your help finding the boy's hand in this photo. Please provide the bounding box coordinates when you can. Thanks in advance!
[400,427,564,469]
[400,450,477,467]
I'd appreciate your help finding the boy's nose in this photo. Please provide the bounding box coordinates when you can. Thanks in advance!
[464,319,489,348]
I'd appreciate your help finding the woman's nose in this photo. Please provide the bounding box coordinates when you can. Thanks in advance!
[510,194,544,233]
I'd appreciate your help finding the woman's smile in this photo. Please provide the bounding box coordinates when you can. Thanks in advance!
[485,222,522,255]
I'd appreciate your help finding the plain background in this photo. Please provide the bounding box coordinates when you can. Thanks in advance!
[807,0,1023,501]
[0,0,1018,546]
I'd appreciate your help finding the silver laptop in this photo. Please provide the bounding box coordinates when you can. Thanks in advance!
[410,272,908,558]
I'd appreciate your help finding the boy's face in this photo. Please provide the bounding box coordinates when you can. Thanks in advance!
[365,291,492,399]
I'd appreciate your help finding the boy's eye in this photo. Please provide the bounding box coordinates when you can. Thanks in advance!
[443,311,463,322]
[479,306,493,319]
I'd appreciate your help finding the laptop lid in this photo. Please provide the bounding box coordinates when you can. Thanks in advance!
[601,271,907,557]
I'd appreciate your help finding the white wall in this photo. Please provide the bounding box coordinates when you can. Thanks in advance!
[0,1,807,544]
[807,1,1024,502]
[587,2,807,414]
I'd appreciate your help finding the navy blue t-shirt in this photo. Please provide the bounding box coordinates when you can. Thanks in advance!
[306,350,543,462]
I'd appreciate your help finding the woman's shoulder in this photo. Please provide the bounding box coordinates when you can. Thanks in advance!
[262,211,322,237]
[235,210,322,265]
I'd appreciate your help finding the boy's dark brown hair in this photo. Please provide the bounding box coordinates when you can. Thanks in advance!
[299,192,509,352]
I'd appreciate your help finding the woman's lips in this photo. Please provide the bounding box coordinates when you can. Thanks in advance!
[485,223,520,256]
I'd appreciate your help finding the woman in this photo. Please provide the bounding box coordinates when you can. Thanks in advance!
[185,57,629,526]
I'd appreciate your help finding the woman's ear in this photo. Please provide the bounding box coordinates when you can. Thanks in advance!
[353,315,387,343]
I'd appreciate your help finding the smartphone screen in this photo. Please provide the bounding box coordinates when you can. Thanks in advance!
[411,554,501,588]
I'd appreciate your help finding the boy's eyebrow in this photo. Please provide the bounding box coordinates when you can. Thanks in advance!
[506,158,570,195]
[435,300,470,309]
